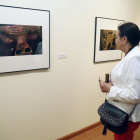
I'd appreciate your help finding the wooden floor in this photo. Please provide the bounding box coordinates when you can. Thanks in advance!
[69,124,140,140]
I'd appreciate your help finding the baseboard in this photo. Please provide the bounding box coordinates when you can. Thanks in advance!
[56,121,101,140]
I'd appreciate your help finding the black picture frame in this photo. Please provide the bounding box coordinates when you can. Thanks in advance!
[94,17,125,63]
[0,5,50,73]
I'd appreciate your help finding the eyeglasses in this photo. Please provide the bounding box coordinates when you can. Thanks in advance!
[15,47,32,55]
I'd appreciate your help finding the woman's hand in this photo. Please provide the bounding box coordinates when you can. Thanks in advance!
[99,82,113,93]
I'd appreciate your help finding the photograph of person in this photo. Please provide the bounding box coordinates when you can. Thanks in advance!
[0,24,42,56]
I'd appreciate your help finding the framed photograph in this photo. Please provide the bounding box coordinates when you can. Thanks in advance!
[0,5,50,73]
[94,17,125,63]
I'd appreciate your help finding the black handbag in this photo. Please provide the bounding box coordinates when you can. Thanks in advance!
[98,101,137,135]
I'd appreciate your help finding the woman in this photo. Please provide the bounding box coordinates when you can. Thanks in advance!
[99,22,140,140]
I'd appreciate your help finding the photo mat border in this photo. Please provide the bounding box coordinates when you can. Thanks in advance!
[94,17,125,63]
[0,5,50,74]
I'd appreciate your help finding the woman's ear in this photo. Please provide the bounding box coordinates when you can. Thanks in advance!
[123,36,127,44]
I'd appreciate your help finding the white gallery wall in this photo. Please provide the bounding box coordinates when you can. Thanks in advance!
[0,0,140,140]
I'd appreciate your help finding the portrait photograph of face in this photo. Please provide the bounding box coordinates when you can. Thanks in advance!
[0,5,50,73]
[0,24,42,57]
[100,29,118,51]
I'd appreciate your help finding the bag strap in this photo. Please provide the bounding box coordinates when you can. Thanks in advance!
[102,98,108,135]
[129,104,137,118]
[102,126,107,135]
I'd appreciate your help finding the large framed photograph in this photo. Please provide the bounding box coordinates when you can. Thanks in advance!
[0,5,50,73]
[94,17,125,63]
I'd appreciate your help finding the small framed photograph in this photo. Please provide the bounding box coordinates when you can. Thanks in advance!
[0,5,50,73]
[94,17,125,63]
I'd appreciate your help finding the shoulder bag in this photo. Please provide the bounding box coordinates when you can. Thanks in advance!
[98,100,137,135]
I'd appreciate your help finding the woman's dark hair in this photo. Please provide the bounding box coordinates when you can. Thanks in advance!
[118,22,140,47]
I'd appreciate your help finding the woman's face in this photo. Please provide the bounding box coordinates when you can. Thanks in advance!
[115,30,124,51]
